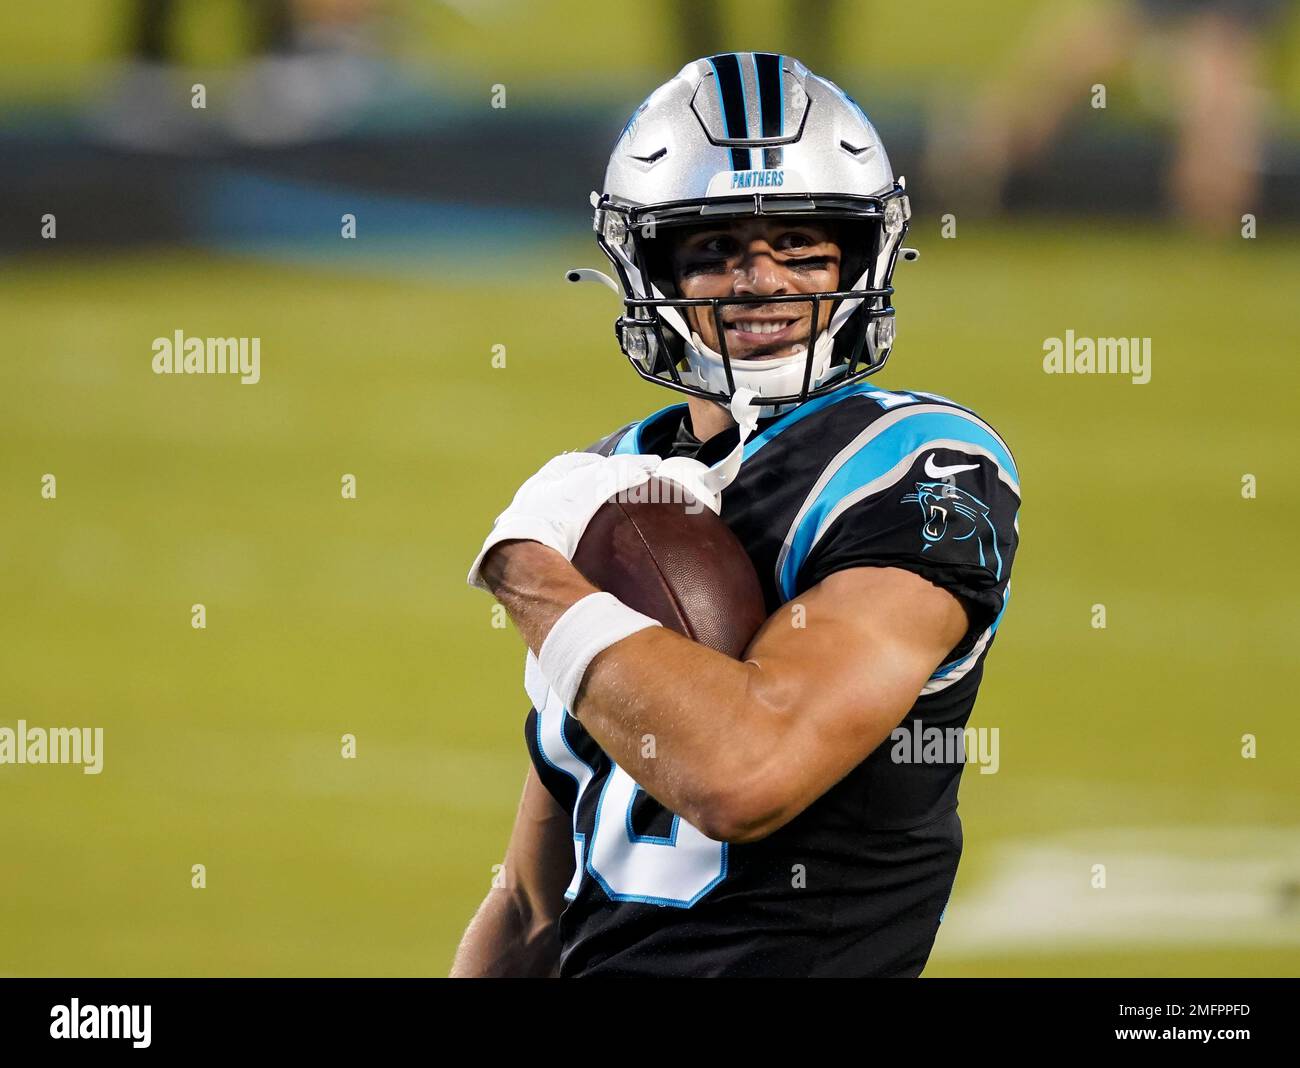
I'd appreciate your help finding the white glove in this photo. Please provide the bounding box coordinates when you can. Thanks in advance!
[467,451,661,590]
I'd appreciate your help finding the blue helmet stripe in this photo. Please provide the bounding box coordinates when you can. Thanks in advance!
[753,51,784,169]
[708,53,752,171]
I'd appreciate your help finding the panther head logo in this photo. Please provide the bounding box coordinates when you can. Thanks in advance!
[900,481,1002,577]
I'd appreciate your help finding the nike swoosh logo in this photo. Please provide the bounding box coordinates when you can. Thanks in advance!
[924,454,980,479]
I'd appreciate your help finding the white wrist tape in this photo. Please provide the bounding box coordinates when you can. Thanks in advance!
[538,592,661,714]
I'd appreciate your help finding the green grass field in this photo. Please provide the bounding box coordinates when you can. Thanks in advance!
[1,221,1298,976]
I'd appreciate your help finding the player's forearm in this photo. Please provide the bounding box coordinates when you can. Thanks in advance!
[481,541,601,647]
[483,541,786,840]
[576,626,787,840]
[450,889,560,978]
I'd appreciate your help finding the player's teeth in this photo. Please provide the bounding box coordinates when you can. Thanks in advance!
[734,320,790,334]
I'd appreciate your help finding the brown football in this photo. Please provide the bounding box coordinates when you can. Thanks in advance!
[571,478,767,658]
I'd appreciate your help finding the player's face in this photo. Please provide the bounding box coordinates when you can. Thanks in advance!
[670,218,841,363]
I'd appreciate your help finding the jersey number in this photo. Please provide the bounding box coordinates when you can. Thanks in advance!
[586,766,727,907]
[536,699,726,908]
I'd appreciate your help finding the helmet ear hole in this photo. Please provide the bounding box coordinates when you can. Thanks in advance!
[618,318,659,371]
[857,311,895,372]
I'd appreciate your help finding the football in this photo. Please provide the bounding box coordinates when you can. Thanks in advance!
[572,478,767,659]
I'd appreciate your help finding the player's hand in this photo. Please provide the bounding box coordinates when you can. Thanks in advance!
[467,452,660,590]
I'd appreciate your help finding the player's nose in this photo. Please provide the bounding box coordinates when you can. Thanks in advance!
[733,248,788,296]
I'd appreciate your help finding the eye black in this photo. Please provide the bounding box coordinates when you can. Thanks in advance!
[787,256,834,271]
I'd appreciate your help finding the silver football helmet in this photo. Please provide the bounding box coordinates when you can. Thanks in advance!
[575,52,913,413]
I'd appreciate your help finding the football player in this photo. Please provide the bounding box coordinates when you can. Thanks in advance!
[453,53,1020,978]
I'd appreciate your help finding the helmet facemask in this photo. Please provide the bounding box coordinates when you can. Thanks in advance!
[596,187,910,414]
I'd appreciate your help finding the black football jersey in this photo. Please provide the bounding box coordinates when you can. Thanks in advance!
[523,378,1021,977]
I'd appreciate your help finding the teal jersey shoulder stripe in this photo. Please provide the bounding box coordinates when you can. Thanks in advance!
[612,402,688,455]
[742,379,921,461]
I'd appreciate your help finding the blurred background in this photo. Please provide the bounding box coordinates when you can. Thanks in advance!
[1,0,1298,977]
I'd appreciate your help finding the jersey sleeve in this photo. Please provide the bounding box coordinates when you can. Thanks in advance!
[584,421,637,457]
[787,407,1021,647]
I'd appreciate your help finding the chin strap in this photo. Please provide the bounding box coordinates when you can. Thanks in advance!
[653,387,759,516]
[711,386,761,488]
[683,327,836,407]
